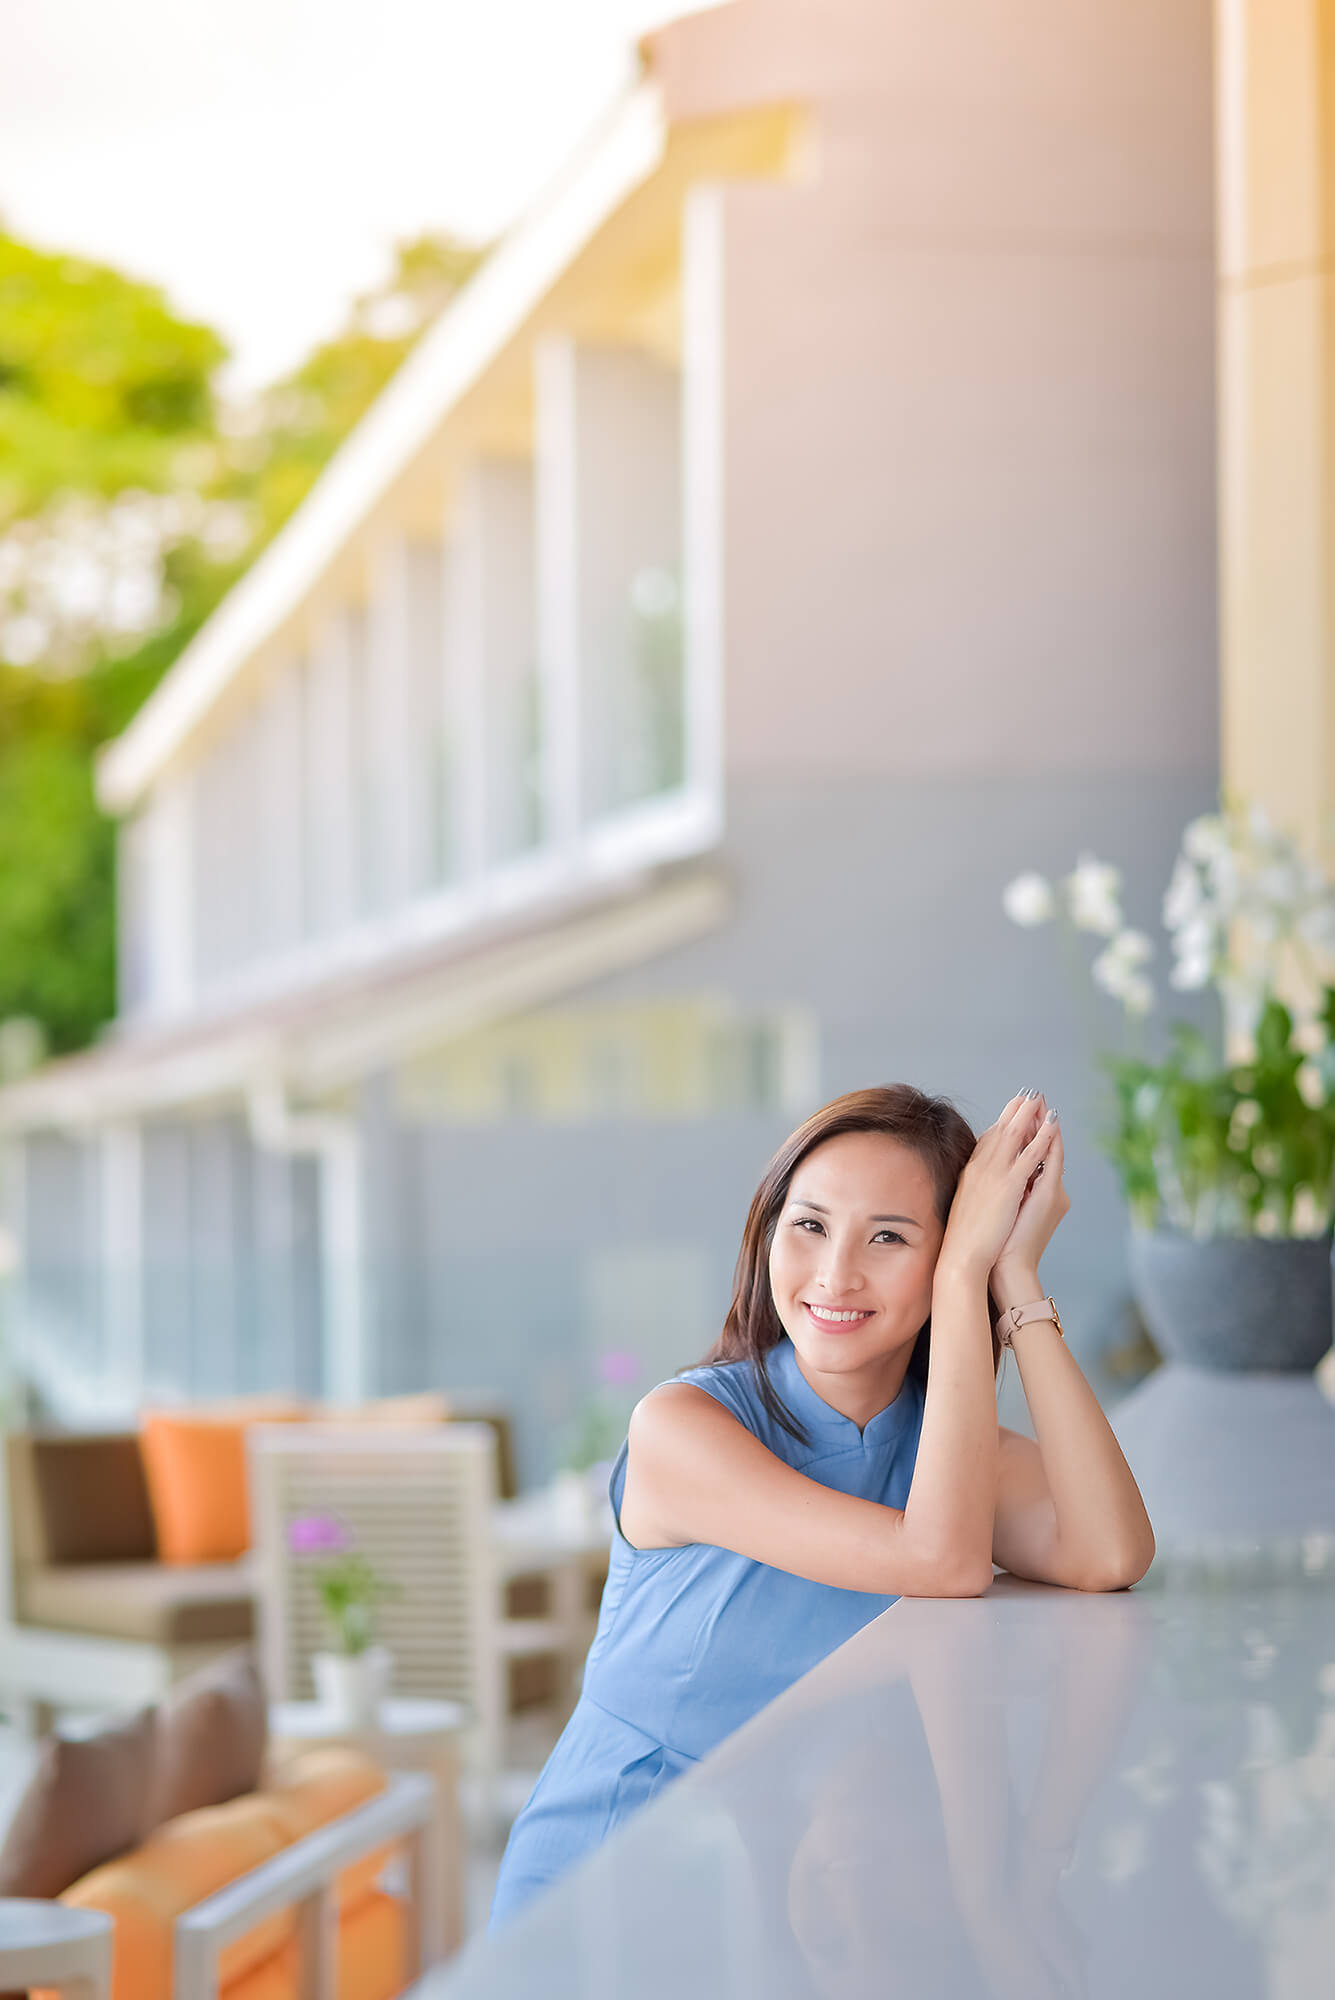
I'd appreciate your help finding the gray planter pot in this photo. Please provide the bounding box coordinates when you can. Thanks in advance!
[1127,1226,1335,1373]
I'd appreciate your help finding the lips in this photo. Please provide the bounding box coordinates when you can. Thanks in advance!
[804,1302,874,1327]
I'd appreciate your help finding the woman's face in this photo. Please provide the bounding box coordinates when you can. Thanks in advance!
[767,1130,946,1381]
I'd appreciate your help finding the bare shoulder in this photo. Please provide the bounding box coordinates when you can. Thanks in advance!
[619,1382,752,1550]
[621,1380,977,1597]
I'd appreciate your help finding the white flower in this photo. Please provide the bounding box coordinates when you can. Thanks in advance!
[1246,801,1276,841]
[1064,852,1123,936]
[1244,906,1281,946]
[1092,941,1156,1015]
[1202,846,1240,909]
[1169,952,1212,991]
[1163,855,1205,931]
[1254,860,1304,914]
[1183,815,1230,865]
[1106,928,1154,967]
[1002,872,1056,927]
[1173,914,1215,959]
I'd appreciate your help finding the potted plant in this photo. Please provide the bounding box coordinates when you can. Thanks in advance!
[553,1349,641,1532]
[1003,800,1335,1372]
[288,1513,398,1726]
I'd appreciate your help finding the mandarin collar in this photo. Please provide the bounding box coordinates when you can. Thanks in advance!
[765,1333,921,1442]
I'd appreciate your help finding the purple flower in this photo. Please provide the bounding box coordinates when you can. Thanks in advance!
[288,1513,350,1556]
[597,1349,639,1389]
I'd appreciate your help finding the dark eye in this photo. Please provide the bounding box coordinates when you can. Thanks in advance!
[791,1216,824,1233]
[873,1230,907,1246]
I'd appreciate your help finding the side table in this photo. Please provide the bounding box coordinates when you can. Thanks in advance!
[0,1901,112,1998]
[268,1697,470,1959]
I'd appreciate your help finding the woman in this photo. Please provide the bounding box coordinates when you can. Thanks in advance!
[488,1083,1155,1929]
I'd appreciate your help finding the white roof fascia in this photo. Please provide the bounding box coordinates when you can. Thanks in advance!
[96,84,669,815]
[0,865,728,1131]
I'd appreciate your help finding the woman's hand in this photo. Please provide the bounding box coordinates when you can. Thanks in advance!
[991,1090,1069,1288]
[937,1092,1061,1288]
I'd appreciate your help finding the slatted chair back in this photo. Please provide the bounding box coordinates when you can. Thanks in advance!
[247,1423,499,1707]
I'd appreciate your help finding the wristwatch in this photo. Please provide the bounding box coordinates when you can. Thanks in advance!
[994,1296,1064,1347]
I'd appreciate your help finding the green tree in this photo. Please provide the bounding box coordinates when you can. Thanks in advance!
[0,227,486,1055]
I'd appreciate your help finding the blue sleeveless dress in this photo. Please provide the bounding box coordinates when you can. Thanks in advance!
[488,1333,927,1930]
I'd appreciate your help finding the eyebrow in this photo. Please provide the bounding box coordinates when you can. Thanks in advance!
[789,1198,923,1228]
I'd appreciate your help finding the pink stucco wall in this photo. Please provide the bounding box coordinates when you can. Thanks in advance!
[653,0,1217,780]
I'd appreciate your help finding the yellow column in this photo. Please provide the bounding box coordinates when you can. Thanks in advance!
[1217,0,1335,867]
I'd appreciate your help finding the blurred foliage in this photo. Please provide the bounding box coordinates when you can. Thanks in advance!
[0,235,225,523]
[0,226,487,1053]
[1101,991,1335,1237]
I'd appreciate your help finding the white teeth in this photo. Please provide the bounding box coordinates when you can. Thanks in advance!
[807,1304,870,1323]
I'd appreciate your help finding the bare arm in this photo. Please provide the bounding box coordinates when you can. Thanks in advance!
[990,1268,1155,1590]
[987,1102,1156,1590]
[623,1247,1015,1598]
[623,1382,988,1597]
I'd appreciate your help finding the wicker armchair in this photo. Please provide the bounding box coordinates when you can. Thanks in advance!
[246,1424,576,1829]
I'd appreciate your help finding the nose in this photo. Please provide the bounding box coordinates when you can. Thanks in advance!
[814,1235,865,1298]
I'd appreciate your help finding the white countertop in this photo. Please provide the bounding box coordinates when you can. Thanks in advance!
[426,1560,1335,1999]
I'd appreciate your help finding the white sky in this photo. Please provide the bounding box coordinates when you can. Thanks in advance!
[0,0,703,389]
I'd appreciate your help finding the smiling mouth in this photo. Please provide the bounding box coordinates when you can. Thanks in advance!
[804,1302,874,1325]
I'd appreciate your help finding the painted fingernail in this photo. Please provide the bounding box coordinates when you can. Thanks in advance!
[1046,1108,1058,1122]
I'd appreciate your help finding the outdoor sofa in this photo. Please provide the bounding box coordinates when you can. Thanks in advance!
[0,1397,527,1730]
[0,1649,445,2000]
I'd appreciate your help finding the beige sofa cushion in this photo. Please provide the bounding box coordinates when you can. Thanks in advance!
[16,1557,256,1646]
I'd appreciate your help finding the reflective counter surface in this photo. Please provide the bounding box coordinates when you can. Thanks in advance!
[433,1559,1335,1999]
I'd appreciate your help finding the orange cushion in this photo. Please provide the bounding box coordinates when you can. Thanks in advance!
[263,1746,392,1915]
[221,1941,300,2000]
[220,1892,405,2000]
[139,1415,249,1564]
[43,1748,400,2000]
[263,1746,388,1840]
[139,1408,304,1562]
[333,1889,407,2000]
[55,1794,294,2000]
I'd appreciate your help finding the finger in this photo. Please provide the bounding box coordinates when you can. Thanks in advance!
[1017,1111,1060,1165]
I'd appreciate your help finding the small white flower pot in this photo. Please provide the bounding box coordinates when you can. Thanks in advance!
[312,1644,392,1728]
[552,1467,596,1535]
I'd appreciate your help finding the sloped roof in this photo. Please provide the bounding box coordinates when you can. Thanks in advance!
[0,860,728,1128]
[96,85,669,813]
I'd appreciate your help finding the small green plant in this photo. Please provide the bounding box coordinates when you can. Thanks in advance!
[1003,800,1335,1238]
[561,1349,641,1474]
[288,1515,399,1656]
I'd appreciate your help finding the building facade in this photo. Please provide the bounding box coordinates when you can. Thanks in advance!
[0,0,1221,1483]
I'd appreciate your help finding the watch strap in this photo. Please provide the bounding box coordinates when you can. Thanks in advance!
[994,1296,1064,1347]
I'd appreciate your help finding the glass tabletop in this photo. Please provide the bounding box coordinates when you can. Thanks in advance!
[424,1564,1335,1999]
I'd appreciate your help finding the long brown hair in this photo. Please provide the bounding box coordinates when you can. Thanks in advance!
[695,1084,1004,1446]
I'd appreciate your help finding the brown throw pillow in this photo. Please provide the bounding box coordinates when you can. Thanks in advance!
[146,1647,268,1827]
[0,1704,157,1898]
